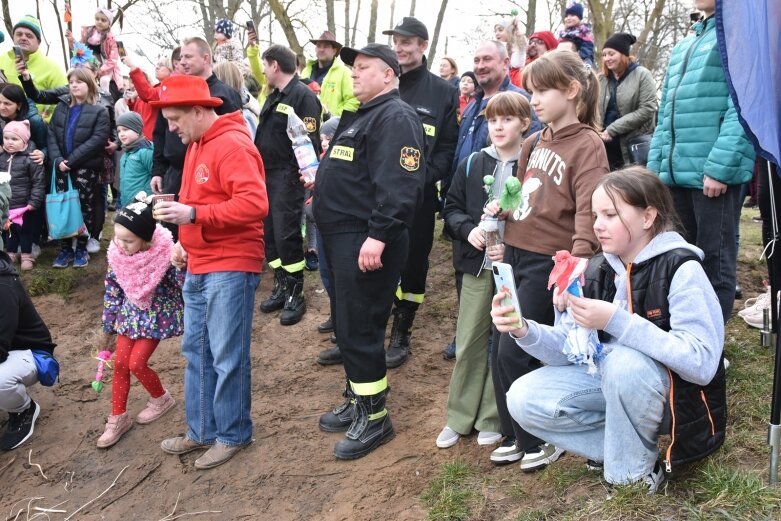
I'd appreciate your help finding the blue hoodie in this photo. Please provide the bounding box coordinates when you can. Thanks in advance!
[514,231,724,385]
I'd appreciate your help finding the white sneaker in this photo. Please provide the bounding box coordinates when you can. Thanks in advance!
[86,237,101,254]
[31,244,41,259]
[520,443,565,472]
[643,462,665,495]
[723,358,731,371]
[436,426,460,448]
[476,431,502,445]
[738,288,771,318]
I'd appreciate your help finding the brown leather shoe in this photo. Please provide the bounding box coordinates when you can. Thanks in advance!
[160,435,212,455]
[194,441,251,470]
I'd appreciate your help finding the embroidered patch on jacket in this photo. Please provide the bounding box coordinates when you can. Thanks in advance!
[646,308,662,319]
[400,147,421,172]
[330,145,354,161]
[276,103,292,114]
[422,123,436,137]
[303,117,317,133]
[194,164,210,184]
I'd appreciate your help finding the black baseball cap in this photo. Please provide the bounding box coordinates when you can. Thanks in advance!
[340,43,401,77]
[382,17,429,40]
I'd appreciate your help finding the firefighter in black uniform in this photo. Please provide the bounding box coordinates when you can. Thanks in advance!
[380,17,459,368]
[313,43,425,459]
[255,45,322,326]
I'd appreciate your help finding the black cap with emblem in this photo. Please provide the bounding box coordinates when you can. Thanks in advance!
[340,43,401,77]
[382,17,429,40]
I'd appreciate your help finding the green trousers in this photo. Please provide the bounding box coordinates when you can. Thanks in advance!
[446,269,501,434]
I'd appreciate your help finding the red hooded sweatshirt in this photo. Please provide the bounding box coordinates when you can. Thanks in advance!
[178,111,268,274]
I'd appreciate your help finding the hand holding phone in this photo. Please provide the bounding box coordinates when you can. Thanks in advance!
[13,46,25,66]
[246,21,258,45]
[492,262,523,329]
[116,41,127,58]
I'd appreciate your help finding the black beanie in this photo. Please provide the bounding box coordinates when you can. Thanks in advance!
[114,198,156,242]
[603,33,637,56]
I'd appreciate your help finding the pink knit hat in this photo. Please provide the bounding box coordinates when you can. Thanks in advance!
[3,120,30,144]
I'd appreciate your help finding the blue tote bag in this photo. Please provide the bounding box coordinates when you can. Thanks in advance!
[45,167,86,240]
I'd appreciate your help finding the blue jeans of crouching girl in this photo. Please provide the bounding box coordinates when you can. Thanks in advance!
[506,346,671,484]
[182,271,260,446]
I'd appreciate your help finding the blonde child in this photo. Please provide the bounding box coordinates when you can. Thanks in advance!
[97,197,183,448]
[67,7,122,92]
[437,92,532,449]
[492,168,725,493]
[486,50,609,470]
[1,121,44,270]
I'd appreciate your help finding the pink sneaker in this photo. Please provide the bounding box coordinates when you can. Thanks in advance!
[97,413,133,448]
[136,391,175,424]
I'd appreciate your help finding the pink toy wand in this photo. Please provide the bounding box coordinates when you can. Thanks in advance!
[92,350,113,393]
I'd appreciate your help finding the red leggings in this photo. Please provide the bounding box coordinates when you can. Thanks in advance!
[112,336,165,416]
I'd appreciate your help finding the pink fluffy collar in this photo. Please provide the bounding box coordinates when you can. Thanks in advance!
[107,225,174,310]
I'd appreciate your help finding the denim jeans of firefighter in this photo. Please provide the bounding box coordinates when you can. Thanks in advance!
[182,271,260,446]
[507,346,671,485]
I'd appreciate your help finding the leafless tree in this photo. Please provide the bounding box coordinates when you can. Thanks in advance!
[325,0,336,33]
[350,0,362,47]
[426,0,449,69]
[367,0,378,43]
[409,0,416,17]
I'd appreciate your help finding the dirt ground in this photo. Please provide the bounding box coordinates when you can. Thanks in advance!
[0,216,768,521]
[0,230,485,521]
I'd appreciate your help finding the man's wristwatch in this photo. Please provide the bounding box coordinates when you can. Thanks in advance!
[189,207,196,224]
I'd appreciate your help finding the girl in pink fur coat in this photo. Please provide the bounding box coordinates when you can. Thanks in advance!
[97,195,184,448]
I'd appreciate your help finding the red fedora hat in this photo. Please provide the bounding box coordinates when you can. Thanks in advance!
[149,75,223,108]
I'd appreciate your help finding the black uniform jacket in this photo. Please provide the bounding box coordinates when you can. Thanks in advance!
[313,90,425,244]
[398,57,459,186]
[254,74,322,176]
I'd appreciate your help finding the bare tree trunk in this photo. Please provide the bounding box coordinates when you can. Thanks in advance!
[426,0,449,70]
[268,0,304,57]
[586,0,617,53]
[350,0,362,47]
[344,0,351,46]
[367,0,378,43]
[526,0,537,37]
[326,0,336,33]
[409,0,415,16]
[387,0,396,45]
[0,1,11,36]
[48,0,69,69]
[635,0,667,55]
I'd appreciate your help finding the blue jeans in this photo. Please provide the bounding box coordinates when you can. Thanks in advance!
[182,271,260,446]
[507,347,670,484]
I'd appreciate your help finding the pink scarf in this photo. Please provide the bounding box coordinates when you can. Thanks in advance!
[107,225,174,310]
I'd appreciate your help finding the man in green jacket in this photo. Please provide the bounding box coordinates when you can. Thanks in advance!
[301,31,359,117]
[0,15,66,122]
[647,0,755,323]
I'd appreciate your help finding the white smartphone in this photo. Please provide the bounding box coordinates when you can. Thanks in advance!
[492,262,523,329]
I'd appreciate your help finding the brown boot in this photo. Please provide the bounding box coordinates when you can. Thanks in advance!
[20,254,33,271]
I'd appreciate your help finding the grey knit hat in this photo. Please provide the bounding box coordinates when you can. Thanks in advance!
[116,111,143,136]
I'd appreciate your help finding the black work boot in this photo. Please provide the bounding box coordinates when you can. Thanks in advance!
[317,345,343,365]
[280,274,306,325]
[334,389,394,460]
[319,385,355,432]
[260,269,287,313]
[385,307,415,369]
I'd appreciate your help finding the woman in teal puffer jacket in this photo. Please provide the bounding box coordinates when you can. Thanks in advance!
[647,0,755,322]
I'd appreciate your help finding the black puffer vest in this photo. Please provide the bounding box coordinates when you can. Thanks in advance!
[583,249,726,471]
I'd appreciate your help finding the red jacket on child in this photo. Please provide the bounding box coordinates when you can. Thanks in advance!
[178,111,268,274]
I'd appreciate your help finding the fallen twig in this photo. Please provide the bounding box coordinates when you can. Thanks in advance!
[158,493,222,521]
[0,456,16,477]
[26,451,48,480]
[5,496,41,521]
[63,471,75,492]
[63,465,128,520]
[100,461,161,511]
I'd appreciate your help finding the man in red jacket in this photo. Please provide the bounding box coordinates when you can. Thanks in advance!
[151,75,268,470]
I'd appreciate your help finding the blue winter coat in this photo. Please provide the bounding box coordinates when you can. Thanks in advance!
[647,16,755,189]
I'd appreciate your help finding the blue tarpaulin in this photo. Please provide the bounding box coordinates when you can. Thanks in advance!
[716,0,780,167]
